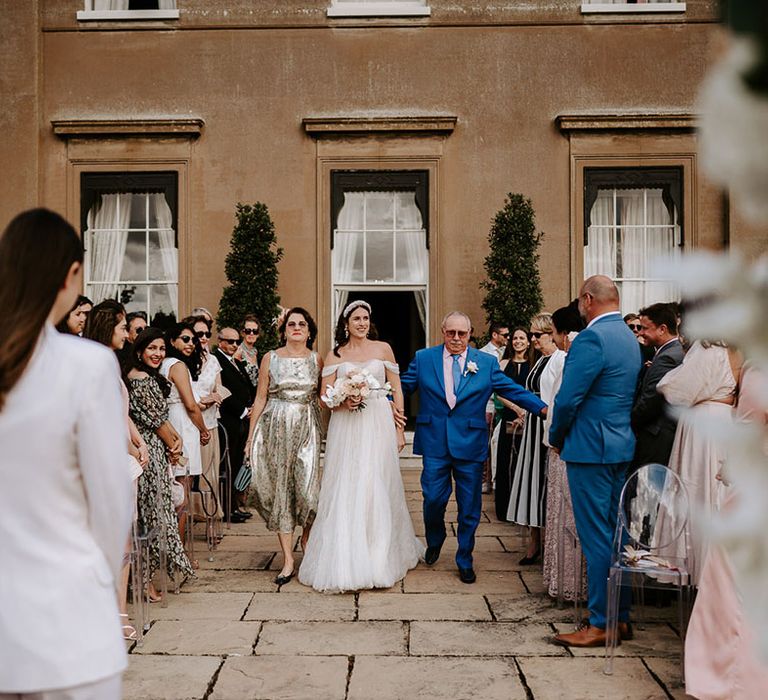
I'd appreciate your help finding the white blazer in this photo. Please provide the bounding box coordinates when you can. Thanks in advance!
[0,324,132,693]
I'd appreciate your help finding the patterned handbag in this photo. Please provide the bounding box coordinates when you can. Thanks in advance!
[234,455,253,492]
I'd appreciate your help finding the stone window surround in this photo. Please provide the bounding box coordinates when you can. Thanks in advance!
[581,2,686,13]
[327,1,431,18]
[77,1,179,22]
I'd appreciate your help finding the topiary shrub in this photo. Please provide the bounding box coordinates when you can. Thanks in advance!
[217,202,283,356]
[480,193,544,334]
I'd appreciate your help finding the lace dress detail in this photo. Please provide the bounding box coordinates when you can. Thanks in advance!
[249,352,322,533]
[128,376,194,581]
[299,358,424,592]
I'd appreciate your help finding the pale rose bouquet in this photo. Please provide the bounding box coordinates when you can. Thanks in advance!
[321,367,392,412]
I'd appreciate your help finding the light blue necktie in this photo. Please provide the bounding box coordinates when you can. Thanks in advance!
[451,354,462,398]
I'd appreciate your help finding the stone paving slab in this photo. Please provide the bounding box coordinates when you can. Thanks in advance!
[279,576,404,593]
[520,569,548,594]
[486,593,580,624]
[133,619,260,656]
[256,620,406,655]
[348,656,527,700]
[518,656,668,699]
[553,622,682,658]
[123,655,221,700]
[435,536,506,553]
[225,520,278,536]
[182,570,278,593]
[243,592,356,621]
[358,592,492,621]
[149,591,253,621]
[197,550,273,570]
[213,535,284,552]
[431,550,520,571]
[410,621,566,657]
[210,655,349,700]
[403,569,526,594]
[643,657,687,699]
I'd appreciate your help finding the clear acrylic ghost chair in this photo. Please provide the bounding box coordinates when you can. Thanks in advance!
[217,420,234,530]
[196,469,221,562]
[555,471,585,626]
[604,463,692,677]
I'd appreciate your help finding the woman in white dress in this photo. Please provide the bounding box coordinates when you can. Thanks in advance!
[299,300,423,592]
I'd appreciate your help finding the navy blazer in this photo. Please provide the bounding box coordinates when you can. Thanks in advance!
[549,313,641,464]
[401,344,546,462]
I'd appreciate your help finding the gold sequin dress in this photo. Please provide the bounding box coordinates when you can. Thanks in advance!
[250,351,321,533]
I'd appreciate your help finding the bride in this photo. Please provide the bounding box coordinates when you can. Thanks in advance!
[299,300,424,592]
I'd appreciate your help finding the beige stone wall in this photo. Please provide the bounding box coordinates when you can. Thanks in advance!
[4,0,751,351]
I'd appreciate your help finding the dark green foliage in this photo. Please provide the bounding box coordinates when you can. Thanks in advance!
[217,202,283,356]
[480,193,544,334]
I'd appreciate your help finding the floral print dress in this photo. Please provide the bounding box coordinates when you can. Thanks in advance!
[129,376,194,581]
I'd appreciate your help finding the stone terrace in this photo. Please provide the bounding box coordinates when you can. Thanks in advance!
[124,454,690,699]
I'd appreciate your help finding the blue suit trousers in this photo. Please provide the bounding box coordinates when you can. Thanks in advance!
[566,461,632,628]
[421,456,483,569]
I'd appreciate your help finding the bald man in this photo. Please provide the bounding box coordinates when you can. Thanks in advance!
[549,275,642,647]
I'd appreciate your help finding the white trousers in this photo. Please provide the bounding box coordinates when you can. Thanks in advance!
[0,674,121,700]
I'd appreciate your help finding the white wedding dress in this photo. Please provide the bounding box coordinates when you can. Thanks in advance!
[299,359,424,592]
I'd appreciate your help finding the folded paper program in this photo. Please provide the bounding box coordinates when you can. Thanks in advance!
[623,545,678,571]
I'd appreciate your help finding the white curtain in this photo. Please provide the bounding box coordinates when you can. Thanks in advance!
[618,189,646,315]
[87,193,131,303]
[158,0,176,8]
[149,193,178,314]
[334,192,365,285]
[585,192,615,279]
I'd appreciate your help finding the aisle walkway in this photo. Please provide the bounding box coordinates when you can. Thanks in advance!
[124,456,688,699]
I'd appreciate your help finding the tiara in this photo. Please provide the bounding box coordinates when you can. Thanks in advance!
[342,300,372,318]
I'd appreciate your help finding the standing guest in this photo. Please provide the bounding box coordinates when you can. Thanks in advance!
[191,306,214,326]
[127,311,148,343]
[549,275,641,647]
[245,308,323,584]
[507,313,557,564]
[400,311,546,584]
[186,315,224,518]
[214,328,255,523]
[84,299,150,641]
[0,208,132,700]
[541,302,586,602]
[55,294,92,335]
[624,312,654,364]
[653,338,740,584]
[494,327,532,520]
[160,323,211,561]
[128,328,194,597]
[479,322,509,493]
[631,303,684,468]
[234,314,261,389]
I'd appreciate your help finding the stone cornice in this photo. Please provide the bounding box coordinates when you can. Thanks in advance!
[303,115,457,136]
[51,118,205,138]
[556,113,697,132]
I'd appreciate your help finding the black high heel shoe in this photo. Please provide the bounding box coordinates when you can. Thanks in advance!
[275,569,295,586]
[518,548,541,566]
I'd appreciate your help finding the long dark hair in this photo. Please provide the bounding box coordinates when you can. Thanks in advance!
[502,326,533,365]
[278,307,317,349]
[131,327,171,397]
[332,300,379,357]
[84,299,126,349]
[165,322,203,381]
[55,294,92,334]
[0,209,84,412]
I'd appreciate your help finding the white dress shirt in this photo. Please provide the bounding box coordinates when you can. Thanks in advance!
[0,324,132,693]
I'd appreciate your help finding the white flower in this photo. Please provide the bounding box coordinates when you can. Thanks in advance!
[465,361,478,374]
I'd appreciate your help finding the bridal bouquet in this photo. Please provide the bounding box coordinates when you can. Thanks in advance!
[321,367,392,412]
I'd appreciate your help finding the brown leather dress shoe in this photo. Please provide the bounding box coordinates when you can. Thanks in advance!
[553,621,633,647]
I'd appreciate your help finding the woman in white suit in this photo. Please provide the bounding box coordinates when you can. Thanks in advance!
[0,209,133,700]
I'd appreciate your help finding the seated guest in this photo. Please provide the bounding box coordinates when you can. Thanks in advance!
[631,302,684,468]
[56,293,92,335]
[215,327,256,523]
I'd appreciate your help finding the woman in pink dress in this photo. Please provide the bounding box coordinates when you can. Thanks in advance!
[685,363,768,699]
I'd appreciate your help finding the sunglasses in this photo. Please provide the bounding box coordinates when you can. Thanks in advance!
[444,330,469,338]
[179,334,194,343]
[629,324,642,331]
[498,332,510,338]
[242,328,259,335]
[219,337,239,344]
[195,330,212,339]
[529,331,547,339]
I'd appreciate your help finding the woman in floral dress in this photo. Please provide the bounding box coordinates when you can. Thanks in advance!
[128,328,195,598]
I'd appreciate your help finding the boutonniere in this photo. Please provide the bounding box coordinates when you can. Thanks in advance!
[464,360,478,376]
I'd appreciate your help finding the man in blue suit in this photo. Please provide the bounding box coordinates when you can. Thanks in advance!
[401,311,547,584]
[549,276,642,647]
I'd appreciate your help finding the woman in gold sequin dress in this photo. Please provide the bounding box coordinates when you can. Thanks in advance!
[245,307,323,585]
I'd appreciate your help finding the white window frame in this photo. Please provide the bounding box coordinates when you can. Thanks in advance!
[581,2,685,13]
[328,1,431,18]
[77,1,179,21]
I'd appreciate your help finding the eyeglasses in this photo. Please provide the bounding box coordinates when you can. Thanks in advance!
[219,337,239,344]
[242,328,259,335]
[179,335,194,343]
[134,326,145,335]
[628,324,642,331]
[529,331,548,339]
[195,330,212,339]
[444,330,469,338]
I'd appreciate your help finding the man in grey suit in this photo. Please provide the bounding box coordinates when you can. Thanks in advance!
[631,303,684,467]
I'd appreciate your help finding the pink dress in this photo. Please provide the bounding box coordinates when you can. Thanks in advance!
[685,365,768,699]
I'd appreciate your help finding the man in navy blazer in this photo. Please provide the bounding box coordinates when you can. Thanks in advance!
[549,276,642,646]
[401,311,547,584]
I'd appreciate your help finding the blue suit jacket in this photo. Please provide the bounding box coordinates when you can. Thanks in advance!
[401,345,547,462]
[549,313,642,464]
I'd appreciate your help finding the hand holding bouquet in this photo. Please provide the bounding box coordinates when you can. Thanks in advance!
[322,367,393,412]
